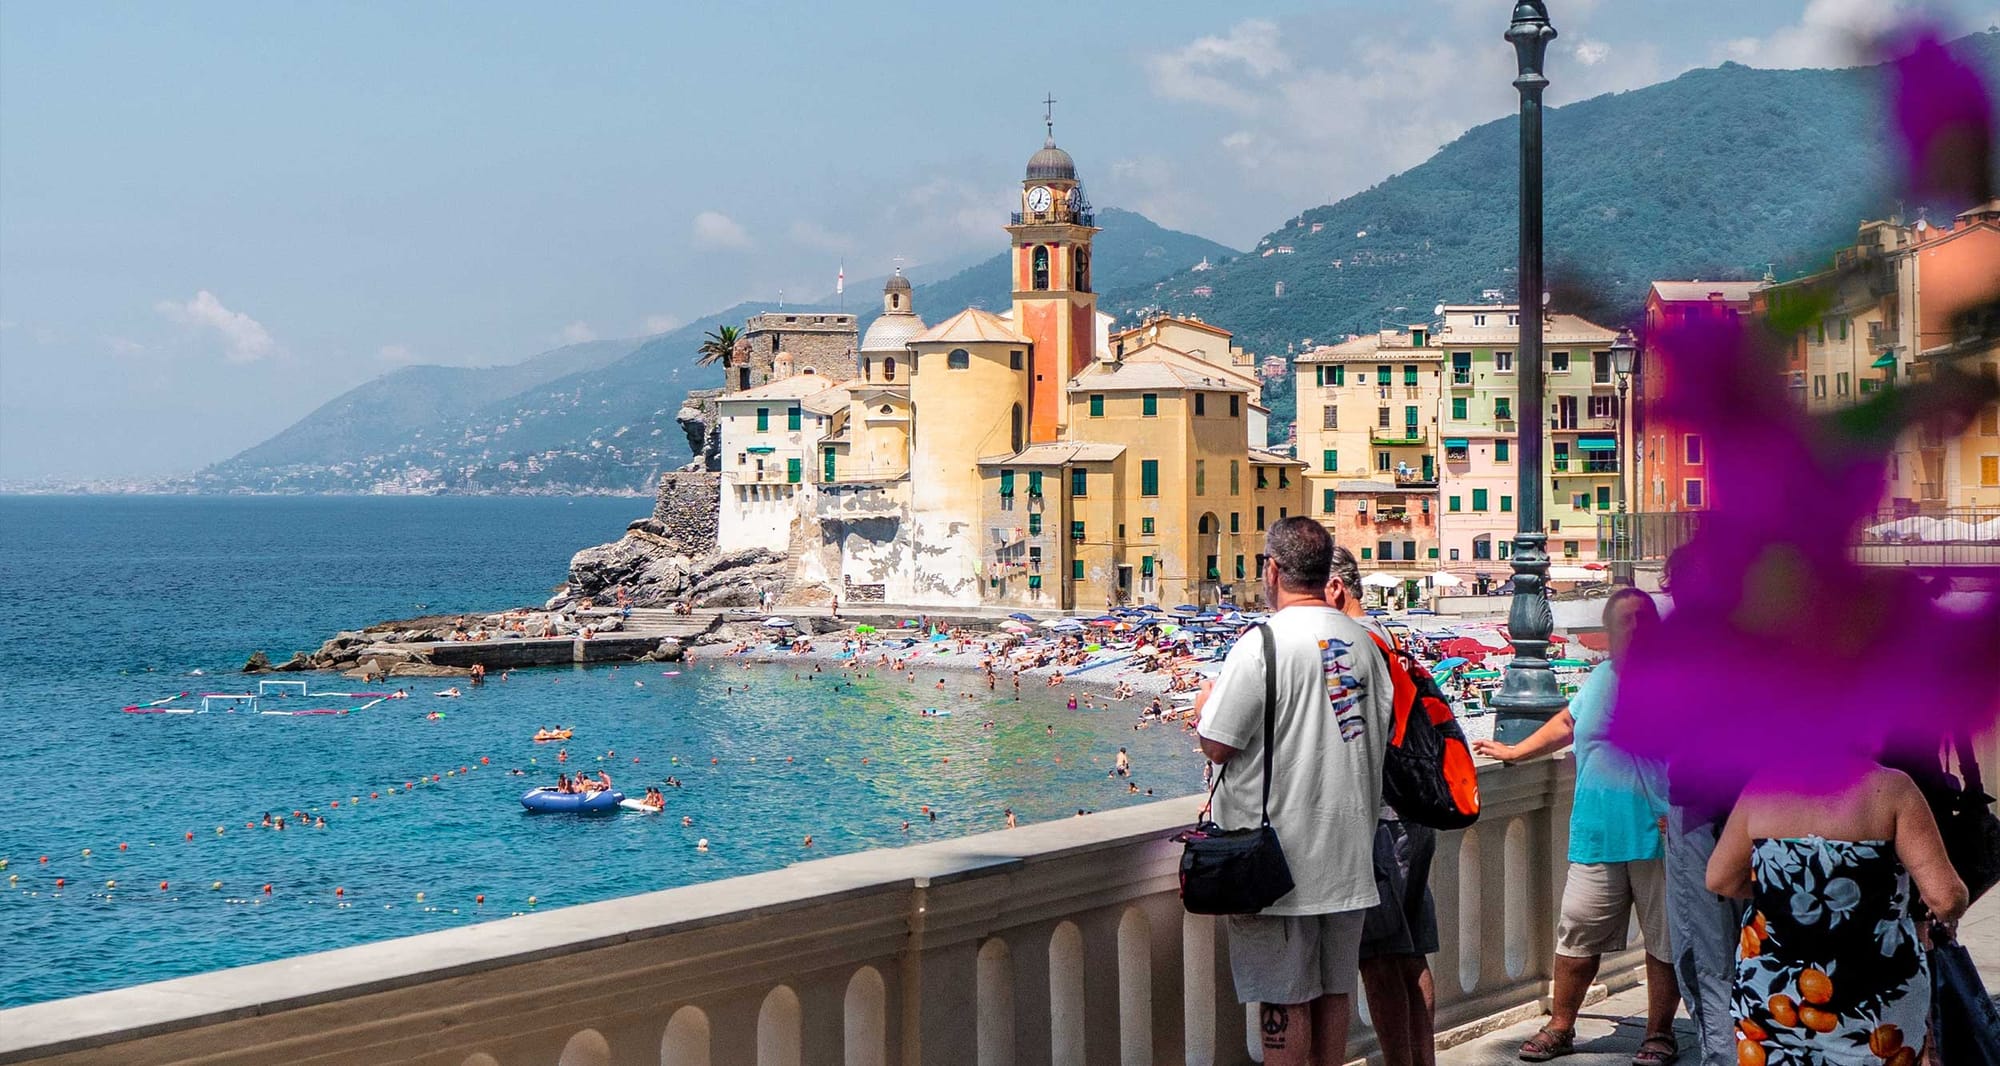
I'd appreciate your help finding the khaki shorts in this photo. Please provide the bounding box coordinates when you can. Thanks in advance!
[1225,910,1367,1005]
[1555,859,1670,959]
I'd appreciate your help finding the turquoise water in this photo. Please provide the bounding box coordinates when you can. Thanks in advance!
[0,497,1197,1008]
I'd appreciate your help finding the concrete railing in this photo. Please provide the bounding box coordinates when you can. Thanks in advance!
[1,758,1620,1066]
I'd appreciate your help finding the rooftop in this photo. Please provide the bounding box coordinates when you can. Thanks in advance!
[1067,360,1249,394]
[912,308,1029,346]
[718,370,836,402]
[1248,448,1304,467]
[1437,313,1618,347]
[1649,280,1763,303]
[976,441,1126,466]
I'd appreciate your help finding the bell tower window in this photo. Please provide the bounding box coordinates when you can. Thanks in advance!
[891,293,900,309]
[1073,247,1090,292]
[1032,246,1050,291]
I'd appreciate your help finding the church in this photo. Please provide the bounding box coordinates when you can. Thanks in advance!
[715,123,1306,611]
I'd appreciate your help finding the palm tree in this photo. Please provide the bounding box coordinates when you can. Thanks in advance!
[696,326,740,367]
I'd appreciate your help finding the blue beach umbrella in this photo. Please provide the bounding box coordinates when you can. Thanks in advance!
[1008,612,1036,622]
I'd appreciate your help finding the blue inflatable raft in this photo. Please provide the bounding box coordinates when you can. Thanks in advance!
[520,787,626,814]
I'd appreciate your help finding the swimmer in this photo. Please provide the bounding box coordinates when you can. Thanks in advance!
[900,821,911,833]
[697,838,710,852]
[681,816,693,827]
[1115,747,1131,776]
[1066,695,1078,710]
[1128,782,1140,794]
[1046,724,1055,736]
[1005,808,1017,829]
[936,678,945,690]
[315,815,327,827]
[802,835,813,848]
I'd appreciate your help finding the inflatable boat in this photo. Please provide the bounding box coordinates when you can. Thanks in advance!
[520,787,625,814]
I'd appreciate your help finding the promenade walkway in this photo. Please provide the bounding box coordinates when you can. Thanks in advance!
[1436,891,2000,1064]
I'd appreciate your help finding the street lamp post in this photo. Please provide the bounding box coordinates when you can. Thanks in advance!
[1610,328,1637,585]
[1492,1,1564,743]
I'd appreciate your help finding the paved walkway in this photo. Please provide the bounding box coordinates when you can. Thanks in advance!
[1437,892,2000,1065]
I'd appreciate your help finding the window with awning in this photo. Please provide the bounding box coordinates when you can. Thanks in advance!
[1870,353,1897,369]
[1579,438,1618,450]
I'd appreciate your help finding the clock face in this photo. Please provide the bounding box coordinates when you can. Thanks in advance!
[1027,186,1052,212]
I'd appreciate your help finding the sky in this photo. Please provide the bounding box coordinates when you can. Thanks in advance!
[4,0,1997,480]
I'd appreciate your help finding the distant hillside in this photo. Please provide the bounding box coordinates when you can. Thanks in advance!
[196,208,1237,494]
[217,338,643,473]
[1105,30,2000,441]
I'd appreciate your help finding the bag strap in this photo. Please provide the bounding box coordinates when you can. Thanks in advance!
[1258,622,1278,827]
[1954,731,1987,797]
[1195,622,1280,825]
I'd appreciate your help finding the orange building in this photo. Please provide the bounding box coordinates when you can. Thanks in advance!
[1006,127,1099,443]
[1636,281,1760,513]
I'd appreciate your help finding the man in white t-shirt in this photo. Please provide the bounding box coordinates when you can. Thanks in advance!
[1197,517,1395,1066]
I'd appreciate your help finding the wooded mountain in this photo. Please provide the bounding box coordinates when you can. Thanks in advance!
[1104,30,2000,440]
[195,209,1236,493]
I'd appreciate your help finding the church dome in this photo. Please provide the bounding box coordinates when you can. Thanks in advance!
[884,272,913,293]
[1026,140,1076,181]
[861,309,926,353]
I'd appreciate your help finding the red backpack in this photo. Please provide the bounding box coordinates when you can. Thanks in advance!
[1369,633,1480,830]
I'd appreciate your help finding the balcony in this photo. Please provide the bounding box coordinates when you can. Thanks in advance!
[0,759,1622,1066]
[1552,459,1620,476]
[1393,472,1439,488]
[1370,430,1429,446]
[1010,207,1095,227]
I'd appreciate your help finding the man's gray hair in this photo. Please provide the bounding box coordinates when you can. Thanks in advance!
[1328,544,1363,600]
[1265,516,1332,593]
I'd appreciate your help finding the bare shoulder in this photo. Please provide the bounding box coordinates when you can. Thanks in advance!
[1870,765,1920,806]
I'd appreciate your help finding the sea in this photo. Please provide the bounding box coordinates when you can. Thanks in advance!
[0,496,1200,1008]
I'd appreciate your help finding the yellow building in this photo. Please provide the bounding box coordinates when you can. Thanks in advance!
[1294,325,1444,588]
[722,125,1304,610]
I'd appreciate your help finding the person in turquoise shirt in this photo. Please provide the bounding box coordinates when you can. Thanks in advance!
[1473,588,1682,1065]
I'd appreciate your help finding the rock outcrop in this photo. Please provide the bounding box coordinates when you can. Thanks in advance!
[558,533,788,611]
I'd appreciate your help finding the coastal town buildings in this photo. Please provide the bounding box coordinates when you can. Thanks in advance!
[1293,305,1622,592]
[1293,325,1443,602]
[1691,203,2000,516]
[715,130,1304,610]
[727,313,858,394]
[1636,281,1758,513]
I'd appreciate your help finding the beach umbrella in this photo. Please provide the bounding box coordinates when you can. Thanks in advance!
[1008,612,1036,622]
[762,618,795,629]
[1173,604,1202,613]
[853,623,877,634]
[1433,657,1469,674]
[1000,620,1031,633]
[1429,571,1465,587]
[1361,573,1401,589]
[1089,616,1121,626]
[1132,603,1163,612]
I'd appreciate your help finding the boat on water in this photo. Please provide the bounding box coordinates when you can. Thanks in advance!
[520,787,624,814]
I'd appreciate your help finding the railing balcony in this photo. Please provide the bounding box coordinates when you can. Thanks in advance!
[1451,372,1472,387]
[1371,430,1428,446]
[0,758,1629,1066]
[1009,208,1095,227]
[1552,459,1620,476]
[1394,473,1438,488]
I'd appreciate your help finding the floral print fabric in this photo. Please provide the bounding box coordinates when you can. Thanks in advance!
[1733,837,1927,1065]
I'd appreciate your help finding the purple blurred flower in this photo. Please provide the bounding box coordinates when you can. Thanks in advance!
[1603,316,2000,813]
[1888,28,1995,206]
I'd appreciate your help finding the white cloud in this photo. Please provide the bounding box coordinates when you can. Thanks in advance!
[1140,10,1669,229]
[153,290,274,363]
[1715,0,1912,67]
[691,210,752,251]
[642,314,681,334]
[789,220,852,253]
[377,343,417,364]
[1145,19,1292,115]
[561,321,597,344]
[1572,38,1612,66]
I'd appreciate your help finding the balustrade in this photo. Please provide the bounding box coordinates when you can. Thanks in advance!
[4,758,1648,1066]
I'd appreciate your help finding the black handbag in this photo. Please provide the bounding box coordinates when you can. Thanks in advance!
[1930,926,2000,1065]
[1935,732,2000,905]
[1177,624,1295,916]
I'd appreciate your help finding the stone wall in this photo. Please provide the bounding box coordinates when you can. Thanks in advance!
[652,471,721,556]
[730,312,858,393]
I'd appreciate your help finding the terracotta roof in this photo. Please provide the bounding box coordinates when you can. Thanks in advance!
[912,308,1029,345]
[1297,331,1442,363]
[720,371,838,402]
[799,383,852,415]
[976,442,1126,466]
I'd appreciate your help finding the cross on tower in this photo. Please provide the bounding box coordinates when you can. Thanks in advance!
[1043,93,1057,142]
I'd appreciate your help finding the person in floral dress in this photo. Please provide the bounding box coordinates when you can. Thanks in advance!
[1706,760,1966,1064]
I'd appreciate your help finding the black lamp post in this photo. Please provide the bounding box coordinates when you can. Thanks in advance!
[1492,1,1564,743]
[1610,328,1637,585]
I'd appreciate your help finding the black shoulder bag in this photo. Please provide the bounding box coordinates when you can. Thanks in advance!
[1177,623,1295,915]
[1936,732,2000,905]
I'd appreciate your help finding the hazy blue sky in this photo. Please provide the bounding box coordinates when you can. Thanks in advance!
[4,0,1994,479]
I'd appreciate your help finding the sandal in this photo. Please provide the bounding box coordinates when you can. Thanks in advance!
[1632,1032,1679,1066]
[1518,1026,1576,1062]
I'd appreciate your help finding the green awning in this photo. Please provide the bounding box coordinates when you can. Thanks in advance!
[1578,438,1617,450]
[1870,353,1897,369]
[1442,437,1470,448]
[745,445,776,454]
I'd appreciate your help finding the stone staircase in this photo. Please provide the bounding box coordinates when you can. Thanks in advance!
[618,607,723,642]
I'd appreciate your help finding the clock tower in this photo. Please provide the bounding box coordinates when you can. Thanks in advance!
[1007,97,1099,444]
